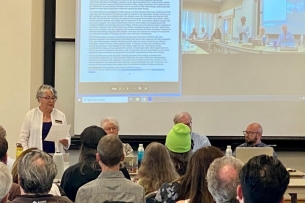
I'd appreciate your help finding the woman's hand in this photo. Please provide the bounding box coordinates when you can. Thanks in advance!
[59,139,68,147]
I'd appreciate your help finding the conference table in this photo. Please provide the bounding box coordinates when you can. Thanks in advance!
[186,39,305,54]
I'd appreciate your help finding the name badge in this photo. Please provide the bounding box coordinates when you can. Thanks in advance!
[55,120,63,124]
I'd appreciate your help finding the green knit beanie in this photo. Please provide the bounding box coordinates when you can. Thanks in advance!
[165,123,191,153]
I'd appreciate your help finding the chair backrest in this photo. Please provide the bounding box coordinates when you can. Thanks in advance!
[145,191,158,203]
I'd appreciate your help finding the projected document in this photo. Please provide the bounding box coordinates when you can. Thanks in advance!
[79,0,180,83]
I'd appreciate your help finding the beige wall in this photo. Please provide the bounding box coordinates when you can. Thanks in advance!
[0,0,44,158]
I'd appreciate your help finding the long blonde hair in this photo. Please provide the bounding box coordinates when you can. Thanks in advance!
[137,142,179,194]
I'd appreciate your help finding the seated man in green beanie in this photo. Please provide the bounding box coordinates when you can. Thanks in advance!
[165,123,192,176]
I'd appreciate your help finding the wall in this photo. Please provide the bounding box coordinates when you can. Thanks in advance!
[0,0,44,158]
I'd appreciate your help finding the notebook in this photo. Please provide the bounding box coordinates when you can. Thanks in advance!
[235,147,273,164]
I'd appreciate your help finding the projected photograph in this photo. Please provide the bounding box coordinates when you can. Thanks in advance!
[182,0,305,54]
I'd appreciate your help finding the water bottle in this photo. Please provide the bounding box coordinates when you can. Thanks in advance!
[225,145,232,156]
[262,36,266,46]
[137,144,144,167]
[16,143,23,158]
[300,35,304,48]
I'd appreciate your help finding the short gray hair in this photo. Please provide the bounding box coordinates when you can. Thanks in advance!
[97,134,123,167]
[0,125,6,138]
[18,150,57,194]
[207,156,243,203]
[36,85,58,101]
[100,117,120,130]
[173,111,192,124]
[0,162,12,201]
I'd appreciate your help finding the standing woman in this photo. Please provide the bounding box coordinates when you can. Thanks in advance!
[19,85,70,153]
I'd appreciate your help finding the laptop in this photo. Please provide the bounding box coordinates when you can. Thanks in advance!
[235,147,274,164]
[120,156,138,174]
[281,38,295,47]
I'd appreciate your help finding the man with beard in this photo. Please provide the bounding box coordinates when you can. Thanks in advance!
[233,123,277,158]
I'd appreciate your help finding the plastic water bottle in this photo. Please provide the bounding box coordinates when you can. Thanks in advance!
[137,144,144,167]
[226,145,232,156]
[300,35,304,48]
[16,143,23,158]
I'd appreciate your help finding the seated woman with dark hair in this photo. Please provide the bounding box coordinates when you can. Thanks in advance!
[60,126,130,202]
[154,146,224,203]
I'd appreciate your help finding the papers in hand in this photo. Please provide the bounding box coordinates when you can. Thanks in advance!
[45,125,70,142]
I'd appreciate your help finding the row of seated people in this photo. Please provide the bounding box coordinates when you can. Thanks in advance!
[0,118,286,203]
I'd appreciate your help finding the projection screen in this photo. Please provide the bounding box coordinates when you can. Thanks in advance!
[73,0,305,136]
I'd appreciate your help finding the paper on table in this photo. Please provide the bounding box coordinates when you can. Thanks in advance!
[45,125,70,142]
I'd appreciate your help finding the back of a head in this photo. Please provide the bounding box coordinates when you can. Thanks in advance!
[0,125,6,138]
[207,156,243,203]
[0,136,8,163]
[11,148,38,184]
[18,150,57,194]
[138,142,179,191]
[179,146,224,202]
[239,155,290,203]
[0,162,12,202]
[97,134,123,167]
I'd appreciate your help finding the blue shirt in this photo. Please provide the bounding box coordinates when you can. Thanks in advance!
[277,31,294,45]
[191,132,211,152]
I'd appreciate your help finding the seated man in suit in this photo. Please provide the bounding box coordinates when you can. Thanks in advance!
[237,155,289,203]
[75,135,144,203]
[277,24,294,46]
[233,123,277,158]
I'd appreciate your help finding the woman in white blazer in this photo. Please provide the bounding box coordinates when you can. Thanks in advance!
[19,85,70,153]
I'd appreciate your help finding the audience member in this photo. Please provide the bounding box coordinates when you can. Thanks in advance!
[0,136,20,201]
[173,111,211,152]
[233,123,277,157]
[75,135,144,203]
[19,85,70,153]
[0,125,14,170]
[0,125,6,138]
[61,125,130,202]
[100,117,133,156]
[165,123,192,175]
[277,24,294,46]
[10,150,72,203]
[237,155,290,203]
[155,146,224,203]
[189,28,198,39]
[11,147,62,197]
[207,156,243,203]
[137,142,179,194]
[0,162,12,203]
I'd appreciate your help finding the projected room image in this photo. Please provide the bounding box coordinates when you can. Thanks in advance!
[183,0,305,54]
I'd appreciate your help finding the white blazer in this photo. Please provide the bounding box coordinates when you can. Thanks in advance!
[19,107,71,153]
